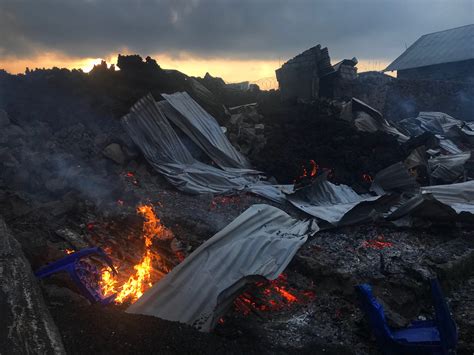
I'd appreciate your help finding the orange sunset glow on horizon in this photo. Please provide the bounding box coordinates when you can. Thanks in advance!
[0,51,394,88]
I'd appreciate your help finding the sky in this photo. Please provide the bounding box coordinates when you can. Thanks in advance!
[0,0,472,84]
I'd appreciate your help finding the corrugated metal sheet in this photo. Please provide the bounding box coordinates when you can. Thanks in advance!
[161,92,251,170]
[387,181,474,220]
[397,112,470,154]
[385,24,474,71]
[370,162,418,195]
[352,98,409,142]
[127,204,318,332]
[428,152,471,183]
[287,175,386,225]
[122,93,289,202]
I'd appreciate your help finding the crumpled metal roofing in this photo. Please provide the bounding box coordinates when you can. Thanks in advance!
[388,181,474,220]
[161,92,251,170]
[399,112,465,136]
[370,162,418,195]
[428,152,471,183]
[398,112,472,154]
[127,204,318,332]
[122,93,288,202]
[405,146,427,169]
[352,98,409,143]
[287,175,389,225]
[385,24,474,71]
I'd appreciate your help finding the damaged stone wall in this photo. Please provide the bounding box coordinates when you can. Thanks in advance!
[352,72,394,112]
[275,45,333,101]
[225,104,266,158]
[384,79,474,121]
[276,45,358,101]
[353,74,474,122]
[397,59,474,82]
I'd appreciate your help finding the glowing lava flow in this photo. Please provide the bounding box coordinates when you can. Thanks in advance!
[100,204,172,304]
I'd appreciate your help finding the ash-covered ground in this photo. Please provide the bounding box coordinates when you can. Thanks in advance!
[1,56,473,354]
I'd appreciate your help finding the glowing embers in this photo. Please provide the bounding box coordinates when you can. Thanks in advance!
[234,273,315,315]
[123,171,139,186]
[361,234,393,250]
[297,159,318,181]
[362,173,373,183]
[99,204,173,304]
[294,160,334,184]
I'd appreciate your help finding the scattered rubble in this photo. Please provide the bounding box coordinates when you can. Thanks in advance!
[225,103,266,156]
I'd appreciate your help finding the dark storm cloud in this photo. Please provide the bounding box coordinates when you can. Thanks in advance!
[1,0,472,61]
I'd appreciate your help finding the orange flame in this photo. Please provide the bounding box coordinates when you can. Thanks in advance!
[295,160,320,183]
[235,273,315,315]
[362,173,373,183]
[65,248,75,254]
[309,159,318,177]
[99,204,172,304]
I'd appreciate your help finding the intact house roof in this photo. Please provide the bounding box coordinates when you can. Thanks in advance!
[385,24,474,72]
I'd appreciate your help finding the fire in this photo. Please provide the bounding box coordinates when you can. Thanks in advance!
[297,159,319,181]
[309,159,318,177]
[65,248,75,254]
[234,273,315,315]
[362,173,373,183]
[99,204,173,304]
[295,160,335,183]
[124,171,139,185]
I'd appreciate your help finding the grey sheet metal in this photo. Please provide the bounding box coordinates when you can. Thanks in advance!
[438,138,464,155]
[162,92,251,170]
[400,112,471,137]
[398,112,468,154]
[370,162,418,195]
[122,94,286,202]
[127,204,318,332]
[352,98,409,143]
[287,175,384,225]
[428,152,471,183]
[405,146,427,169]
[388,181,474,220]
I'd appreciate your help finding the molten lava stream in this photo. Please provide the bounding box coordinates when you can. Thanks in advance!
[99,204,172,304]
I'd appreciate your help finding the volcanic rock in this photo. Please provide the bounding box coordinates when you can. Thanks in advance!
[0,216,65,354]
[103,143,126,165]
[0,109,10,127]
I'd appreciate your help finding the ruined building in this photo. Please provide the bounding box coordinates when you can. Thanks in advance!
[385,24,474,82]
[275,44,357,101]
